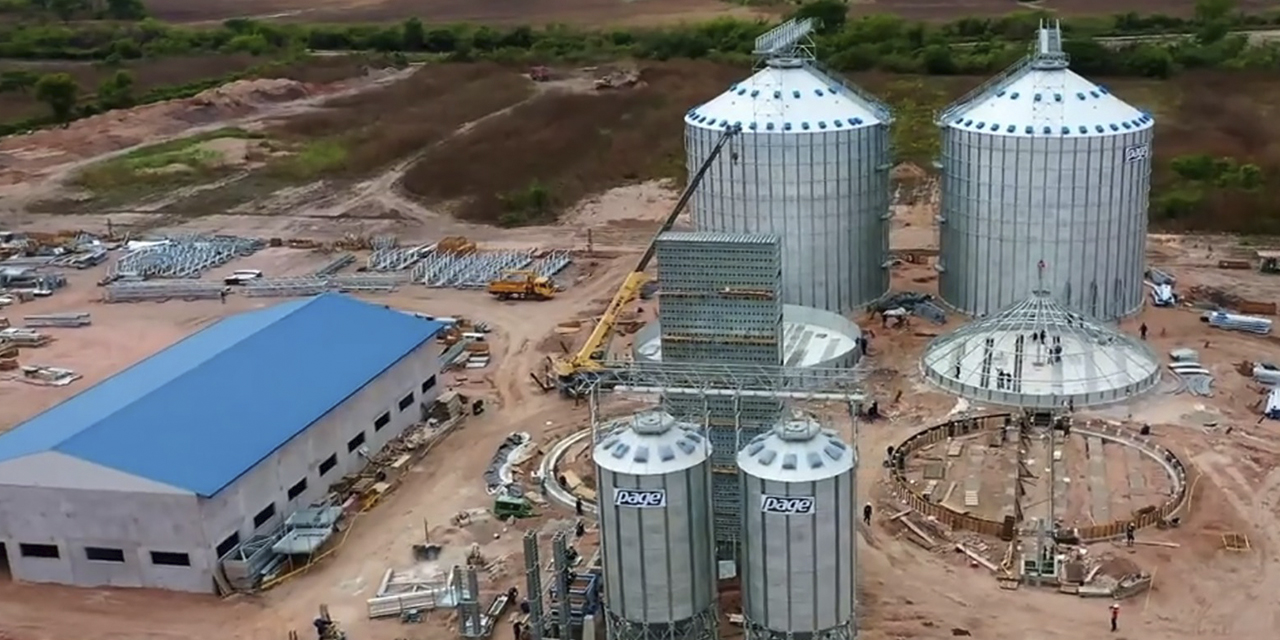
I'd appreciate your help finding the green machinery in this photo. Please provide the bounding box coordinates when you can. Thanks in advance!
[493,495,536,519]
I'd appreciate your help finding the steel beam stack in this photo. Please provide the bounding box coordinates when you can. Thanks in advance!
[654,232,784,559]
[241,275,403,298]
[23,312,91,328]
[103,281,227,303]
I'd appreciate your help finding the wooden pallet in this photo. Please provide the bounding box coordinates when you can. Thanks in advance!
[1223,533,1251,551]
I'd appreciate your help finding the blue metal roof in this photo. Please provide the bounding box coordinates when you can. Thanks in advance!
[0,294,443,497]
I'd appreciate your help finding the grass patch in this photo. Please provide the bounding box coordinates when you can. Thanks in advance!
[73,127,261,198]
[266,138,348,180]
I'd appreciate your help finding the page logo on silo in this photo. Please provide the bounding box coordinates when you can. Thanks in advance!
[614,489,667,508]
[761,495,815,515]
[1124,145,1149,163]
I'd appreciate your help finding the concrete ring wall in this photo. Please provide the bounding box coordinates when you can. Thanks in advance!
[541,427,598,515]
[887,413,1190,542]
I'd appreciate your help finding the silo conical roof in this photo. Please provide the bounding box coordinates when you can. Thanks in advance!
[920,291,1161,408]
[686,62,885,134]
[940,22,1153,137]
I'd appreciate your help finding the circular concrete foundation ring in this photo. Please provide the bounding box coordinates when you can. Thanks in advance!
[888,413,1189,542]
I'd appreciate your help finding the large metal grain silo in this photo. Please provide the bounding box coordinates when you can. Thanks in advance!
[937,21,1153,321]
[684,19,892,314]
[738,415,857,640]
[594,410,718,640]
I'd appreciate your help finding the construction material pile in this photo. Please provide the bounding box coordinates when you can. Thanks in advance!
[17,364,79,386]
[1168,348,1213,396]
[874,291,947,325]
[412,235,571,290]
[108,235,263,281]
[103,281,228,303]
[484,432,533,497]
[23,312,90,328]
[241,274,404,298]
[0,327,50,347]
[1201,311,1272,335]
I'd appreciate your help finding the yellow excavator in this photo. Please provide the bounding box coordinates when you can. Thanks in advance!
[550,125,741,396]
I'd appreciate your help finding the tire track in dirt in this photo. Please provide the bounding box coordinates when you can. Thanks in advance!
[1188,450,1280,637]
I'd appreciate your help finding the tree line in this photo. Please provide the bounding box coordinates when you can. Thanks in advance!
[0,0,1276,79]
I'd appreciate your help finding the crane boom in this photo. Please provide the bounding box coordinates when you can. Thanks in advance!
[552,125,741,394]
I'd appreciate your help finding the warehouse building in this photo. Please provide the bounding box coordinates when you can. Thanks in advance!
[0,293,444,593]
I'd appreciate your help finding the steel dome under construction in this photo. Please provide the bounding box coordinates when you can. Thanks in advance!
[920,291,1160,408]
[936,21,1153,320]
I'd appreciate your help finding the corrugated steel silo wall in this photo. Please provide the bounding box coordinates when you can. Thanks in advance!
[597,460,716,623]
[686,125,891,314]
[740,468,856,633]
[938,127,1152,320]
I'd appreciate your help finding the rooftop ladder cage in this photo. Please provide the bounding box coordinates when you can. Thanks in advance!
[748,17,893,123]
[753,18,818,64]
[940,19,1070,123]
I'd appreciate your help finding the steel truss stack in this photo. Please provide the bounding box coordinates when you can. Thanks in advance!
[418,248,573,289]
[109,235,263,280]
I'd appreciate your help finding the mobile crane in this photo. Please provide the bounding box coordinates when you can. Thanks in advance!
[549,125,741,396]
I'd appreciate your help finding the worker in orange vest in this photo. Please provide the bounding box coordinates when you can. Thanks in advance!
[1110,603,1120,632]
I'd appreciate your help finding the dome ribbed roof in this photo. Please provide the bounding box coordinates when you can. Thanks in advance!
[940,22,1153,138]
[920,292,1161,408]
[686,62,883,134]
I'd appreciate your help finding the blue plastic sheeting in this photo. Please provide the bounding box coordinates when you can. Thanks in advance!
[0,294,443,497]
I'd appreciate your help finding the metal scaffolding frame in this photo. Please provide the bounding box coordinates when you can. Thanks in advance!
[576,361,867,403]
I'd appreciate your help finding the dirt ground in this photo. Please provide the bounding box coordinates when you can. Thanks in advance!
[3,60,1280,640]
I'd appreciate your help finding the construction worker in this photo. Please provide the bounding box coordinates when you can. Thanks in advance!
[1109,603,1120,632]
[863,503,873,526]
[1125,521,1136,547]
[1139,323,1148,340]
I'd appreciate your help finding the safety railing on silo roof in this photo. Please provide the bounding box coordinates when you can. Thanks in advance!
[937,54,1033,124]
[804,59,893,123]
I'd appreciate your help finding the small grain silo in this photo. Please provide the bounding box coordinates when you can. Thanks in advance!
[684,18,893,314]
[936,21,1153,321]
[594,410,718,640]
[738,415,857,640]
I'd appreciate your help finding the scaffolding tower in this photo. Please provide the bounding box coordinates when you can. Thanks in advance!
[655,233,784,557]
